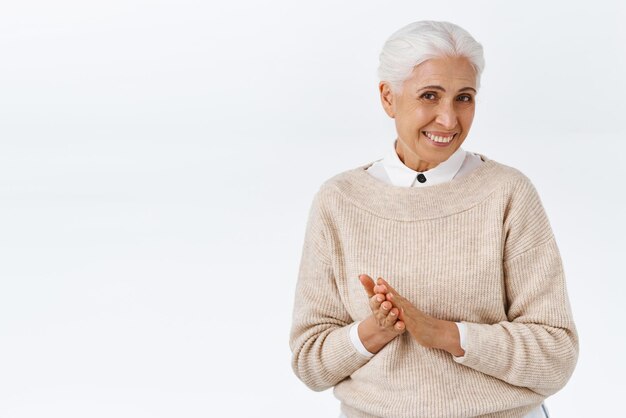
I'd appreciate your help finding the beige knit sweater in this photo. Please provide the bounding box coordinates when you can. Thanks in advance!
[289,154,578,418]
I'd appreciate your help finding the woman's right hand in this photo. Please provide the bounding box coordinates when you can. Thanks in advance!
[357,274,405,353]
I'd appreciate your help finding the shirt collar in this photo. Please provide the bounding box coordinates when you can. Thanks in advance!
[383,139,467,187]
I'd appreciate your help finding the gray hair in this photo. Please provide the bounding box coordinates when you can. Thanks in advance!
[378,21,485,93]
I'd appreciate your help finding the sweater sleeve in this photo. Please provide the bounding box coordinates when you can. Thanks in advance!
[453,177,579,397]
[289,191,370,392]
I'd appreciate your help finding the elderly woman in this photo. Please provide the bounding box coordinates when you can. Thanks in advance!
[289,21,578,418]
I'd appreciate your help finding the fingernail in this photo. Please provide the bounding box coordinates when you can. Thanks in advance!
[377,296,383,302]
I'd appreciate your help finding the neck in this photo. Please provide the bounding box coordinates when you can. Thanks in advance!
[395,138,439,172]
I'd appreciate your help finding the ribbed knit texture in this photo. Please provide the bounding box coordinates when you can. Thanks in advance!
[289,155,578,418]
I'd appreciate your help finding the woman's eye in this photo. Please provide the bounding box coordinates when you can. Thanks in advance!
[420,92,437,100]
[457,95,473,102]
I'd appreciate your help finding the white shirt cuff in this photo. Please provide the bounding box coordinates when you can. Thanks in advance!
[349,321,375,358]
[454,322,468,359]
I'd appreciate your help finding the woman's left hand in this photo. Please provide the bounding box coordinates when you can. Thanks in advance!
[374,277,465,356]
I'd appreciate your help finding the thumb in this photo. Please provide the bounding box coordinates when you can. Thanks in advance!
[358,274,376,298]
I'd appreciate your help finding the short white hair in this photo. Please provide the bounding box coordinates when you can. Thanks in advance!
[378,21,485,93]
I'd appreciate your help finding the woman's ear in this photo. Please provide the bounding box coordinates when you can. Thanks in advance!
[379,82,396,118]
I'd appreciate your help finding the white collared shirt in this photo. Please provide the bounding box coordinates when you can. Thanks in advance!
[366,139,474,187]
[343,139,548,418]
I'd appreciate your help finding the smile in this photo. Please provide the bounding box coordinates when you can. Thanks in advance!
[423,131,456,143]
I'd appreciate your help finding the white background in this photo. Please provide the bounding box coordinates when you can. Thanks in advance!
[1,1,624,417]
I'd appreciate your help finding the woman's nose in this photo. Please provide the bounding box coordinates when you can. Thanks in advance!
[435,103,458,129]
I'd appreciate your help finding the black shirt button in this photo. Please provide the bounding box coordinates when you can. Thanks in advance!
[417,174,427,183]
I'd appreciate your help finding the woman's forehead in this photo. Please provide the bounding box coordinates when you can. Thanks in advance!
[406,57,477,90]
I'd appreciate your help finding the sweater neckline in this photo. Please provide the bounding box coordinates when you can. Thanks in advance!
[330,153,512,221]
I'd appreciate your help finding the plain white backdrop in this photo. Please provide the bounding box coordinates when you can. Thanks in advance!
[0,1,625,417]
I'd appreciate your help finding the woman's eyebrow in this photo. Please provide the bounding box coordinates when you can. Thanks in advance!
[417,85,477,93]
[417,85,446,92]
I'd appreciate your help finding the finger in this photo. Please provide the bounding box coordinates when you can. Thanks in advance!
[369,293,384,312]
[380,279,405,305]
[387,292,410,316]
[380,301,392,312]
[383,307,399,328]
[373,284,388,294]
[359,274,376,298]
[377,277,398,295]
[394,320,405,333]
[397,306,405,321]
[387,292,405,309]
[373,295,391,324]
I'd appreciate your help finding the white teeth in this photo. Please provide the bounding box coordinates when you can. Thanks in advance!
[424,132,454,143]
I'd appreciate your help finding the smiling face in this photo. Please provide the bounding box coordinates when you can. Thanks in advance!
[379,56,477,172]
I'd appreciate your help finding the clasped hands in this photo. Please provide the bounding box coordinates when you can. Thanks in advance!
[357,274,464,357]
